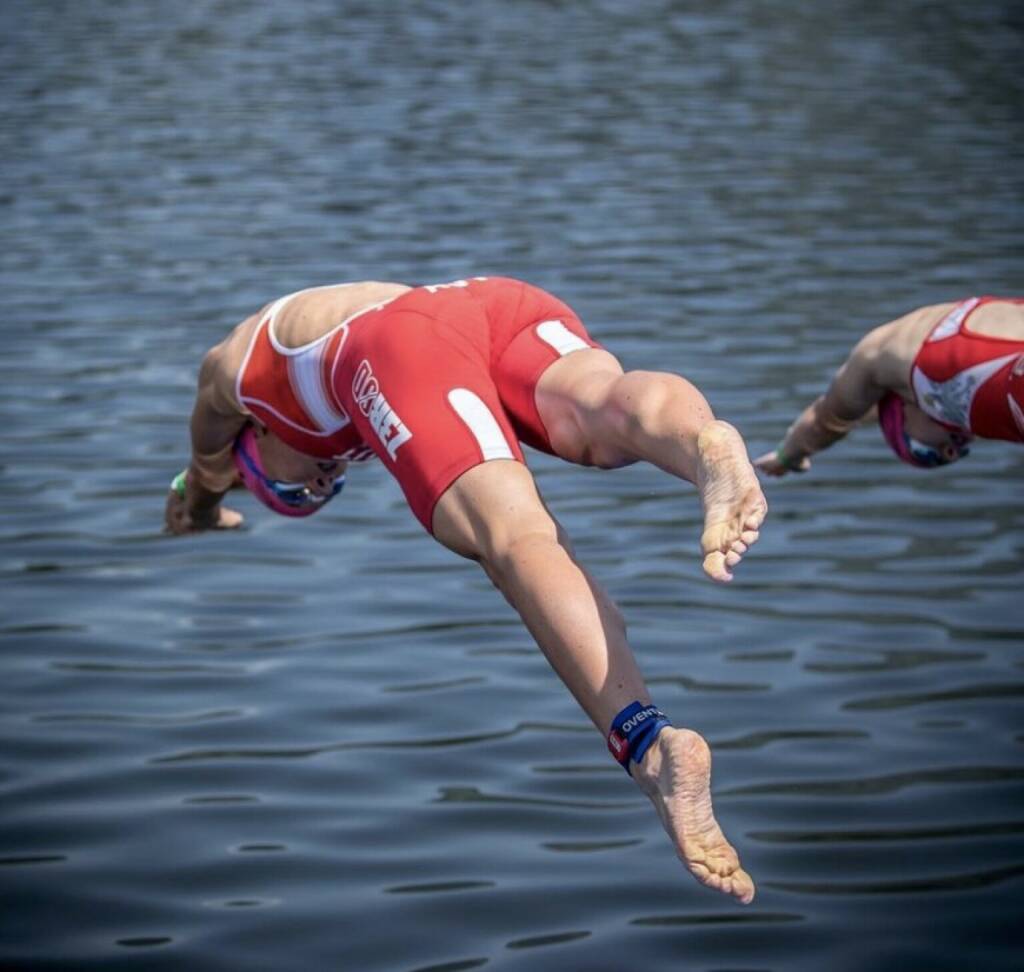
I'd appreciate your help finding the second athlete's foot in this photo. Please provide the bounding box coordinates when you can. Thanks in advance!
[695,420,767,583]
[633,726,755,905]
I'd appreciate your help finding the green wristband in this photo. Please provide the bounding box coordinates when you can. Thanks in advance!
[774,444,805,472]
[170,469,188,499]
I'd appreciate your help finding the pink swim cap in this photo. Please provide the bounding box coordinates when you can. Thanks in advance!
[232,426,341,517]
[877,392,918,466]
[877,392,970,468]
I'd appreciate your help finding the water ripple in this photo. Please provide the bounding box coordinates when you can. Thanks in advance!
[765,863,1024,896]
[0,854,67,867]
[406,959,487,972]
[386,880,496,895]
[506,930,591,949]
[843,682,1024,711]
[715,729,869,750]
[382,675,488,694]
[541,839,644,853]
[52,661,249,676]
[805,647,984,673]
[630,911,804,927]
[435,786,632,811]
[150,721,590,763]
[32,708,244,725]
[750,820,1024,844]
[648,674,771,693]
[726,765,1024,798]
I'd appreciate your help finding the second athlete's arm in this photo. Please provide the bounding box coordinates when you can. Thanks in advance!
[757,325,892,475]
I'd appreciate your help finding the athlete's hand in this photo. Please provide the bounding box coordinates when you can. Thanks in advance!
[754,449,810,478]
[164,489,244,535]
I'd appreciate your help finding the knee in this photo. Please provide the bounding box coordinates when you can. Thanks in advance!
[482,512,561,573]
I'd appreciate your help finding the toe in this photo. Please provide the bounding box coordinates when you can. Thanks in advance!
[732,870,756,905]
[702,551,732,583]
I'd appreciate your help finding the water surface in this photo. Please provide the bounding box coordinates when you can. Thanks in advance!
[1,2,1022,970]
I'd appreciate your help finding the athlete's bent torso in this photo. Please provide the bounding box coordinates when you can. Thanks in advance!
[233,277,603,529]
[906,296,1024,442]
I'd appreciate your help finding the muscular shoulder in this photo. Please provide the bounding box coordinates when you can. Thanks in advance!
[273,281,412,347]
[856,302,960,390]
[969,298,1024,339]
[199,313,263,415]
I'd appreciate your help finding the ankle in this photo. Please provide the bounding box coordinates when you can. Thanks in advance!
[632,726,710,790]
[631,725,671,790]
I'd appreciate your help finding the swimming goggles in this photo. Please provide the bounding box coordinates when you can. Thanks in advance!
[904,432,971,468]
[234,439,345,507]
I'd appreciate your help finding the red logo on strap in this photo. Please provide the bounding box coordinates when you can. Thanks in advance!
[607,730,628,763]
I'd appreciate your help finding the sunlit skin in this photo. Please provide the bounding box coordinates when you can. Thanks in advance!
[166,280,767,904]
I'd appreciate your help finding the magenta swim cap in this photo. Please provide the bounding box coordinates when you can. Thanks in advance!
[877,392,970,468]
[877,392,918,465]
[232,426,343,517]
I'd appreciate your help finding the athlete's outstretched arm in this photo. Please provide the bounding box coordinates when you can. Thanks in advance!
[755,325,891,477]
[165,341,248,534]
[432,459,755,904]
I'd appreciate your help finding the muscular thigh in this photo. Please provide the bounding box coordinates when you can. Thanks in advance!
[533,348,633,467]
[431,459,558,561]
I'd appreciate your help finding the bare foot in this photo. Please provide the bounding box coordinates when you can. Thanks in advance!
[633,727,755,905]
[696,421,767,582]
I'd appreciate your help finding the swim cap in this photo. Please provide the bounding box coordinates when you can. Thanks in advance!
[877,392,969,468]
[232,425,343,517]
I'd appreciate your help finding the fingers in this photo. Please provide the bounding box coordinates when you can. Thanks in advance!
[165,493,244,535]
[754,453,811,477]
[164,490,188,535]
[217,507,244,530]
[753,452,785,476]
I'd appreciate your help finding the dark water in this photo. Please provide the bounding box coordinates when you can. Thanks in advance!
[2,2,1022,969]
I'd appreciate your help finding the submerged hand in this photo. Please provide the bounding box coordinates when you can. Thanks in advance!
[753,449,810,478]
[164,489,244,535]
